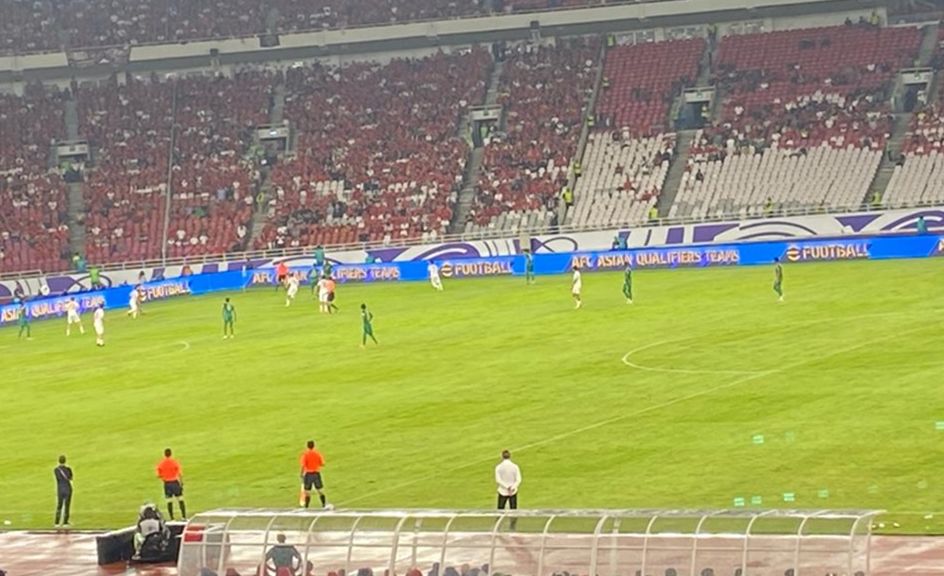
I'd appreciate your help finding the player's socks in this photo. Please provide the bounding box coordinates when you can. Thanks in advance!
[319,494,326,507]
[304,495,311,508]
[179,501,187,519]
[167,502,175,520]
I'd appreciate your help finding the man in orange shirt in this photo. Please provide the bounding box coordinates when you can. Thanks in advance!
[325,277,339,314]
[299,440,327,508]
[156,448,187,520]
[275,261,289,291]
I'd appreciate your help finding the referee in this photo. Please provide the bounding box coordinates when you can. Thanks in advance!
[299,440,327,508]
[156,448,187,520]
[495,450,521,528]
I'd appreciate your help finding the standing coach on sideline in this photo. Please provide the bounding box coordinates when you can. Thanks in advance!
[156,448,187,520]
[495,450,521,528]
[54,455,73,528]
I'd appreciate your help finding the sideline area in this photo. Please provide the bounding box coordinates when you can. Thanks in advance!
[0,530,942,575]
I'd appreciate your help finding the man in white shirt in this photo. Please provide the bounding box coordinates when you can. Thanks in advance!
[571,265,583,309]
[495,449,521,528]
[285,273,300,307]
[93,304,106,347]
[317,277,330,314]
[65,297,84,336]
[127,286,142,319]
[428,261,444,291]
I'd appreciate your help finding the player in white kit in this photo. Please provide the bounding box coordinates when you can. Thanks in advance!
[571,265,582,309]
[317,276,329,313]
[428,262,444,291]
[285,273,300,307]
[65,297,85,336]
[93,305,106,346]
[127,286,142,318]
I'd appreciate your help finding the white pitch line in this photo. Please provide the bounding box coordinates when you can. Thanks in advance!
[622,340,764,375]
[339,324,927,507]
[178,340,191,351]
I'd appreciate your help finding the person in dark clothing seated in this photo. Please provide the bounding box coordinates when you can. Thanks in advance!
[133,504,172,561]
[264,533,302,576]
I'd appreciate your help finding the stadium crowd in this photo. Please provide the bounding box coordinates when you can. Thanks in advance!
[166,72,273,258]
[257,49,489,248]
[672,23,921,218]
[1,0,609,54]
[468,38,598,234]
[78,75,175,264]
[0,85,70,273]
[568,37,704,228]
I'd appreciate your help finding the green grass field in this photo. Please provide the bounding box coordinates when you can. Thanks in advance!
[1,258,942,533]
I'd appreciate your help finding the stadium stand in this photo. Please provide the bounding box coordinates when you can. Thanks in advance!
[0,85,70,273]
[568,38,705,227]
[166,72,272,258]
[671,23,921,218]
[884,30,944,207]
[467,38,598,234]
[0,0,605,55]
[58,0,266,48]
[0,0,60,54]
[256,50,489,249]
[78,75,174,264]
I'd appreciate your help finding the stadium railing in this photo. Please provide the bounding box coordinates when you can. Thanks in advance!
[8,198,935,283]
[178,508,880,576]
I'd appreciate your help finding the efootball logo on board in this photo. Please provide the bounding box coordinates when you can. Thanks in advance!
[784,242,870,262]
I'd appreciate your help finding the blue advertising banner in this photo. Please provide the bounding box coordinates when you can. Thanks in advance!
[3,233,941,324]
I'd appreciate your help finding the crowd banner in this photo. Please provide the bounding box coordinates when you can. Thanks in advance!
[2,233,942,324]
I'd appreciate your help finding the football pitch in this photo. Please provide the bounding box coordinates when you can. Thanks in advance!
[1,258,942,534]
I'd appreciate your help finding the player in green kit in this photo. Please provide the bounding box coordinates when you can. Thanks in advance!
[360,303,378,347]
[17,301,31,340]
[523,250,535,285]
[622,264,633,304]
[222,297,236,339]
[773,258,784,302]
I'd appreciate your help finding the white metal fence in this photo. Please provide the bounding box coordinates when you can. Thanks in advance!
[178,509,879,576]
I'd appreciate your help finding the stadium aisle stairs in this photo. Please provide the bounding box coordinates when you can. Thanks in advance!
[249,79,287,247]
[658,129,696,218]
[863,22,940,206]
[64,97,87,256]
[449,60,504,234]
[865,112,912,206]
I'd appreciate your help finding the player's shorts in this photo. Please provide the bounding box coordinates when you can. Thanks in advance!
[327,292,335,303]
[163,480,184,498]
[277,274,287,283]
[572,288,582,296]
[94,322,104,335]
[67,312,80,323]
[303,472,323,491]
[319,292,329,303]
[287,286,298,298]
